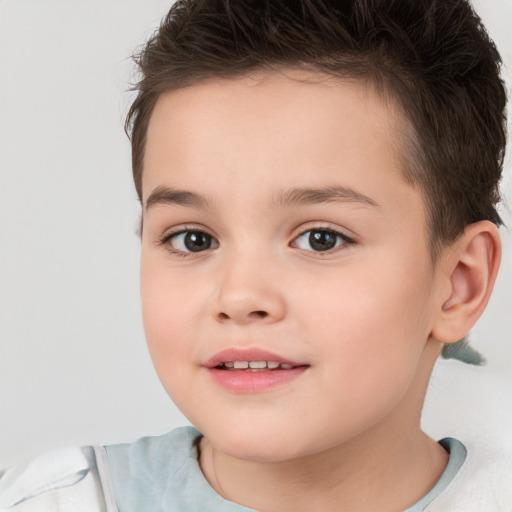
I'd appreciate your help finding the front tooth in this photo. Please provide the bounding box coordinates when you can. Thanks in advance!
[249,361,267,369]
[267,361,280,369]
[234,361,249,369]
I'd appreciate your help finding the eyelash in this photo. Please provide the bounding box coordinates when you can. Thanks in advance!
[158,226,355,257]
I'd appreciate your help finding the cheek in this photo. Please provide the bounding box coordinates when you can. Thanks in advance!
[298,260,432,396]
[140,264,201,387]
[301,263,429,345]
[140,266,221,426]
[141,250,205,335]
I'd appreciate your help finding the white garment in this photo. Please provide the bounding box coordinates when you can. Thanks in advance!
[0,446,116,512]
[421,359,512,510]
[426,436,512,511]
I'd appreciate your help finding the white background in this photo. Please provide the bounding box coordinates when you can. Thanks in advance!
[0,0,511,466]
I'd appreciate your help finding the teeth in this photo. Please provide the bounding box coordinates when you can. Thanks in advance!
[248,361,267,369]
[220,361,296,370]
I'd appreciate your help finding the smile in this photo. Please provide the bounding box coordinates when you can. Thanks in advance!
[216,361,296,370]
[206,350,309,392]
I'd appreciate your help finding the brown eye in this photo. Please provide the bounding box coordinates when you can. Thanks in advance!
[309,230,338,251]
[168,230,218,253]
[294,228,350,252]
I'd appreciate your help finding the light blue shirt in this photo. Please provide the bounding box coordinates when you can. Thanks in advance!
[104,427,466,512]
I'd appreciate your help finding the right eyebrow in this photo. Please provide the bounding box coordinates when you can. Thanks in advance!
[145,186,212,211]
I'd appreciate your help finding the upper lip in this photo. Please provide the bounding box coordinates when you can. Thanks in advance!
[203,347,307,368]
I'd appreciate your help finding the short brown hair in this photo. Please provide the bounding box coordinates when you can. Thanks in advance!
[126,0,507,257]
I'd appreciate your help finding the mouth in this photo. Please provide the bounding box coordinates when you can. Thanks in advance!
[204,347,307,370]
[214,360,301,371]
[204,348,309,392]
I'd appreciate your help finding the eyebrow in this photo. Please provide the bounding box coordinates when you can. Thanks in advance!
[145,184,379,211]
[272,186,379,209]
[145,186,211,211]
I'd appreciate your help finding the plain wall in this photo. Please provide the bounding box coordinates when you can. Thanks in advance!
[0,0,511,467]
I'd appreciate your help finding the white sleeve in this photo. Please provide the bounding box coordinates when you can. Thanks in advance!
[0,446,117,512]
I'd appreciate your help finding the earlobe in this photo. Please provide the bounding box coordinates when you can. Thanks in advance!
[431,221,501,344]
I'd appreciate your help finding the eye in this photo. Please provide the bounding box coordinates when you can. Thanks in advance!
[163,230,218,254]
[293,228,352,252]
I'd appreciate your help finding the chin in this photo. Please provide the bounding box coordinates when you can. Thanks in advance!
[220,440,302,463]
[198,419,320,462]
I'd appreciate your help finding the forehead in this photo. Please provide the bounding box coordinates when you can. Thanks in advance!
[143,71,419,219]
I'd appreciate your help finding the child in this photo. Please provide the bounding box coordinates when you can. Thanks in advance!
[0,0,509,510]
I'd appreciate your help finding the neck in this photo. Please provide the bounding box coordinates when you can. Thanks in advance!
[199,423,448,512]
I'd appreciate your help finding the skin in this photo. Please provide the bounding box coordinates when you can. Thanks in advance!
[138,71,498,511]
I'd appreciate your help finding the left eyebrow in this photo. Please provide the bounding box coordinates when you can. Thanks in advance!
[145,186,212,211]
[144,184,378,212]
[272,186,380,209]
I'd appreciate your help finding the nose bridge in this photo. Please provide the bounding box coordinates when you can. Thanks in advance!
[213,242,286,325]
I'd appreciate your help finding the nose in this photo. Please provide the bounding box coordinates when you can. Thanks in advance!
[212,253,286,325]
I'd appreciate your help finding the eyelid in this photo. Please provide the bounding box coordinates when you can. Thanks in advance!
[293,222,356,242]
[159,224,216,242]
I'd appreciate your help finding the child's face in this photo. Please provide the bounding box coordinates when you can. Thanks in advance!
[140,72,444,461]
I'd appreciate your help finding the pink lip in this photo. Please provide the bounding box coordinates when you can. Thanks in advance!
[204,347,309,393]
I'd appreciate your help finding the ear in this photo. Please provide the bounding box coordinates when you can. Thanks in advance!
[431,221,501,344]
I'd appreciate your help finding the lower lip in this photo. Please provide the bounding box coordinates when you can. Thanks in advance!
[207,366,309,393]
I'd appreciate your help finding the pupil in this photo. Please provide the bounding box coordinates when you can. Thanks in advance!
[309,230,336,251]
[184,232,211,252]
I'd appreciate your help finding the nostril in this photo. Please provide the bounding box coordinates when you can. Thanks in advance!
[215,310,270,323]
